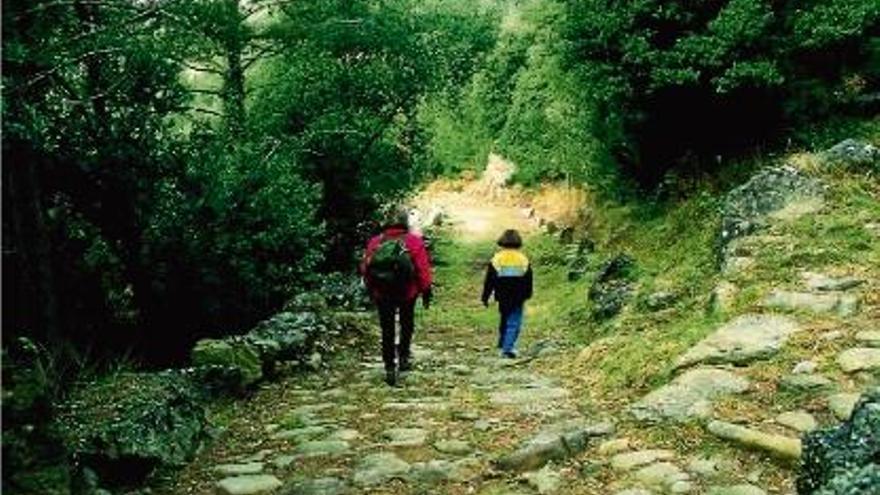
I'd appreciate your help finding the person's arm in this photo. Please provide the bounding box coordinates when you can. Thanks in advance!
[360,236,380,278]
[409,235,433,294]
[524,264,533,300]
[482,264,497,306]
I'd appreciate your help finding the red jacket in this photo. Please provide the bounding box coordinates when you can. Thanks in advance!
[361,226,432,301]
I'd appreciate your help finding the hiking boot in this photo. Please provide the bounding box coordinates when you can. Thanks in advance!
[399,360,413,373]
[385,369,398,387]
[502,350,518,359]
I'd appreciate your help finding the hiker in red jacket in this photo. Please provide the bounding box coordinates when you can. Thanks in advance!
[361,207,433,386]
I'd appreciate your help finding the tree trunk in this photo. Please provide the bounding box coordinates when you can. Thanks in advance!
[3,144,61,344]
[222,0,247,133]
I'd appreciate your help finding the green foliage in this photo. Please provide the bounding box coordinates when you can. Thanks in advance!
[3,0,494,364]
[565,0,880,184]
[416,0,619,187]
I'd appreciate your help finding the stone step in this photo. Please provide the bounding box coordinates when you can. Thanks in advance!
[707,421,801,461]
[495,420,614,472]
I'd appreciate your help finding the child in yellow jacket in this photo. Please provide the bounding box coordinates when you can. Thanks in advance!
[481,229,533,358]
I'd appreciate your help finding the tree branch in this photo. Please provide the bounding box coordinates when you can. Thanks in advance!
[186,88,224,96]
[242,43,287,69]
[171,57,225,75]
[65,5,161,44]
[243,0,300,20]
[14,0,140,20]
[173,106,225,118]
[11,47,126,93]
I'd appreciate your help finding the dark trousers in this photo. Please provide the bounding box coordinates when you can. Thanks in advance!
[377,298,416,371]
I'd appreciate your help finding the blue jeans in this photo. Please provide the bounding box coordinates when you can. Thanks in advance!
[497,304,524,354]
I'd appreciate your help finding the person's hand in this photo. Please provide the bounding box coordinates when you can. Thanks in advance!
[422,288,432,309]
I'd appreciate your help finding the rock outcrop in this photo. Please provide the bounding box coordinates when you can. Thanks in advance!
[630,368,750,423]
[191,295,372,390]
[589,254,636,320]
[2,338,72,495]
[718,165,824,260]
[675,314,801,369]
[707,421,801,461]
[58,370,209,490]
[495,420,614,472]
[798,387,880,494]
[822,139,880,171]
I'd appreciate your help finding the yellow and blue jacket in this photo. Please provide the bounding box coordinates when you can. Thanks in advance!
[482,248,533,308]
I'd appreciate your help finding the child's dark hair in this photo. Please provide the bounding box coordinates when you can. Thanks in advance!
[497,229,523,248]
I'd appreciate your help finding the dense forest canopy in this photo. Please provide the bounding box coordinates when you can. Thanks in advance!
[3,0,878,366]
[2,0,500,364]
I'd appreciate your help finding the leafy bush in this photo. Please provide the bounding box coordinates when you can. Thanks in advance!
[3,0,495,365]
[565,0,880,185]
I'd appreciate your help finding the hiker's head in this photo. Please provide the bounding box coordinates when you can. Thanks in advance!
[384,206,410,229]
[497,229,523,248]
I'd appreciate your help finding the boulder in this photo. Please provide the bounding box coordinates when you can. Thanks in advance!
[707,421,801,461]
[633,462,690,489]
[523,465,563,494]
[589,254,636,320]
[58,370,209,489]
[718,165,824,255]
[792,360,818,374]
[495,420,614,472]
[675,314,801,369]
[2,338,72,495]
[836,348,880,373]
[293,440,350,458]
[762,290,859,317]
[814,465,880,495]
[614,490,654,495]
[708,281,739,314]
[597,438,632,456]
[707,485,767,495]
[213,463,265,476]
[216,474,282,495]
[798,387,880,494]
[822,139,880,170]
[630,368,749,423]
[190,304,371,394]
[247,311,319,362]
[271,425,329,442]
[686,456,733,479]
[434,440,473,456]
[779,374,835,393]
[192,338,263,388]
[327,429,360,442]
[489,386,570,406]
[644,291,679,311]
[315,273,371,310]
[776,411,818,433]
[826,393,861,421]
[855,331,880,347]
[281,477,349,495]
[407,458,480,484]
[802,272,865,292]
[610,449,676,471]
[381,428,428,447]
[352,452,411,487]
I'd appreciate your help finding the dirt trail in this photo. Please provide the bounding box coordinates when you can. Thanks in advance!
[412,154,537,242]
[167,159,602,495]
[418,193,536,243]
